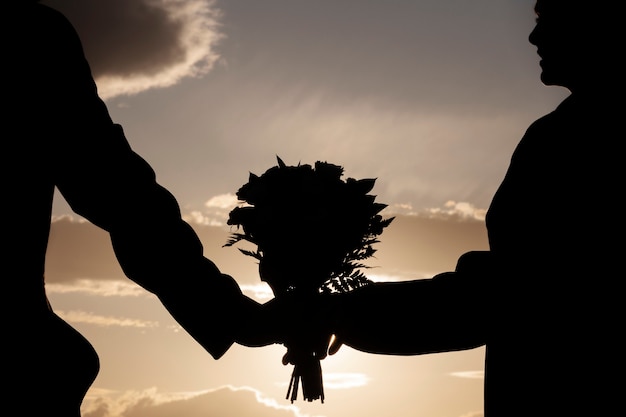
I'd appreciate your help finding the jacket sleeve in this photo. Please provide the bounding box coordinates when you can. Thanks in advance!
[331,251,492,355]
[55,124,247,359]
[38,4,245,358]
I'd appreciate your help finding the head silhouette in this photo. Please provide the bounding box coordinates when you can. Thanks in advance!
[529,1,622,92]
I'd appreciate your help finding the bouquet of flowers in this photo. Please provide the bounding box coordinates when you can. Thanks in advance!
[224,156,394,403]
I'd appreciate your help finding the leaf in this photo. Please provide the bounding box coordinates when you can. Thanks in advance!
[381,216,395,227]
[353,178,377,194]
[238,248,262,261]
[371,202,388,215]
[223,232,246,247]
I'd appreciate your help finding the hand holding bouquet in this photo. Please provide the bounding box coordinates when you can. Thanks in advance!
[224,156,394,402]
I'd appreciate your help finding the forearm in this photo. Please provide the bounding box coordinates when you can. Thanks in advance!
[111,220,279,358]
[333,272,488,355]
[153,261,257,359]
[109,218,257,358]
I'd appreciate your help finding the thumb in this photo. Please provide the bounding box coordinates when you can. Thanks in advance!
[328,334,343,355]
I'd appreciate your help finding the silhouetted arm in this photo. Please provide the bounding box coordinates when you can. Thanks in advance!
[57,125,274,357]
[330,251,493,355]
[33,3,266,358]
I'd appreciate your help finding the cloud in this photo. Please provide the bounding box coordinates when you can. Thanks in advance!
[239,283,275,301]
[205,192,239,209]
[182,193,239,226]
[42,0,224,99]
[427,201,487,221]
[47,279,147,297]
[272,372,369,391]
[449,371,485,379]
[184,210,228,227]
[321,373,369,390]
[55,309,159,328]
[45,271,275,304]
[459,412,484,417]
[384,200,486,221]
[82,386,313,417]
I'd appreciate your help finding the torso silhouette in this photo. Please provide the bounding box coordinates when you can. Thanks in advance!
[6,4,109,412]
[482,90,621,415]
[330,1,624,415]
[4,3,236,415]
[336,89,622,416]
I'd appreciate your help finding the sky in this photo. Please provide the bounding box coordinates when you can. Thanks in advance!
[40,1,569,416]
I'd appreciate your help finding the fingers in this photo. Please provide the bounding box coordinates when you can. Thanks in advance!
[282,350,292,365]
[328,334,343,355]
[283,332,335,365]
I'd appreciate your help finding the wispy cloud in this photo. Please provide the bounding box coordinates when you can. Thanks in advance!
[240,283,274,301]
[46,279,148,297]
[273,372,369,391]
[317,373,369,390]
[384,200,486,221]
[458,412,484,417]
[449,371,485,379]
[428,201,487,221]
[82,385,321,417]
[56,309,159,328]
[183,193,240,226]
[206,193,240,210]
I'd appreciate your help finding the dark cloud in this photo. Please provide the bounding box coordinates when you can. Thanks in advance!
[40,0,223,98]
[42,0,185,77]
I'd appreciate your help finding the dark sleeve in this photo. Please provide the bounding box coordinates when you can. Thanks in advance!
[333,251,492,355]
[37,5,243,358]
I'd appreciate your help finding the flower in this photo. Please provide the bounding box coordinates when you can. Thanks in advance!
[225,156,394,296]
[224,156,394,402]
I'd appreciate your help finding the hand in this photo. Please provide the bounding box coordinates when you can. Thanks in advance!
[263,292,336,353]
[232,296,283,347]
[233,290,338,359]
[272,292,334,403]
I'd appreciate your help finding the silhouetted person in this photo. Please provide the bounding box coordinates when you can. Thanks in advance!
[4,2,274,415]
[314,1,623,415]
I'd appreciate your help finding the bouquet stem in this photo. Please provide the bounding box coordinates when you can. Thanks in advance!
[286,353,324,403]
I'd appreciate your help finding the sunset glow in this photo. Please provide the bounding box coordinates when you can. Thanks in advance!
[38,1,569,416]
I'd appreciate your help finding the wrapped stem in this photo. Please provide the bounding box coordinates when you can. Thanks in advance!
[286,351,324,403]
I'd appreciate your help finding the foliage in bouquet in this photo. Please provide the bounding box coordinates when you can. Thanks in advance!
[224,156,394,296]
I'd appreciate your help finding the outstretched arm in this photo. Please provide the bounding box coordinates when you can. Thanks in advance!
[55,125,274,358]
[329,251,493,355]
[36,4,273,358]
